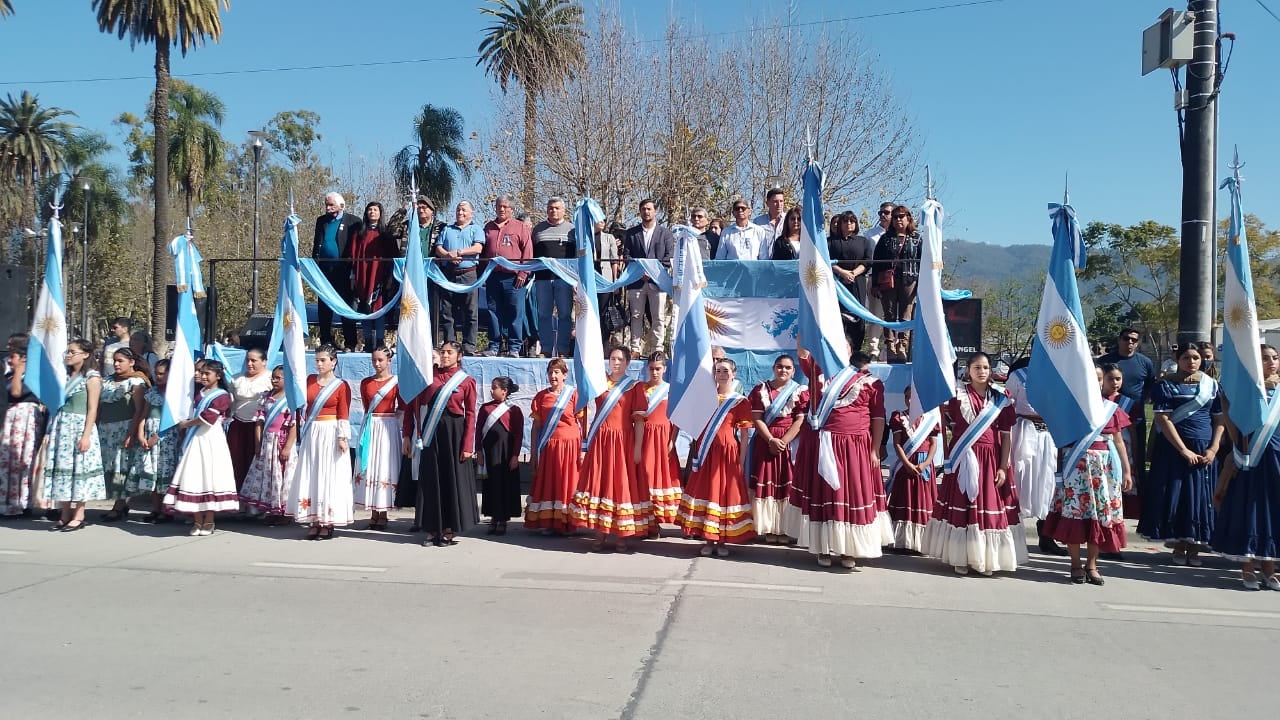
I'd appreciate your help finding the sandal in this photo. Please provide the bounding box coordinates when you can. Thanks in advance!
[306,525,321,541]
[1085,566,1105,586]
[1070,564,1086,584]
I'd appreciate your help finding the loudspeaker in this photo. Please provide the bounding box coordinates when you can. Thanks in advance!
[239,313,275,353]
[0,264,31,343]
[164,284,210,343]
[943,297,983,361]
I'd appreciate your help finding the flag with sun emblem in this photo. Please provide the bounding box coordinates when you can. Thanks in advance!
[396,198,434,405]
[668,225,719,437]
[910,199,957,410]
[1028,201,1110,447]
[161,229,206,431]
[25,199,68,412]
[1218,169,1266,437]
[796,160,850,377]
[266,214,310,410]
[572,198,607,411]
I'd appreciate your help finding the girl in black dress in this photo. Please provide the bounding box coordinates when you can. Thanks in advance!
[477,377,524,535]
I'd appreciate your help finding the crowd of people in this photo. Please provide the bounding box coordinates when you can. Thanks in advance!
[3,317,1278,591]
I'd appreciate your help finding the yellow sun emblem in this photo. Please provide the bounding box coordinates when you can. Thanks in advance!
[803,260,828,290]
[36,314,62,335]
[704,300,729,337]
[572,291,586,322]
[1227,302,1252,328]
[282,311,294,329]
[1043,316,1074,349]
[400,294,419,321]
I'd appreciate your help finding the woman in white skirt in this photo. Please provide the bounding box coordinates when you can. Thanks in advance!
[240,366,296,525]
[355,347,400,530]
[163,360,240,535]
[1005,357,1068,556]
[290,345,353,540]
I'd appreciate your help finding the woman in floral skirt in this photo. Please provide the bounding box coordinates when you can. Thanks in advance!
[1,335,47,517]
[126,359,179,523]
[240,366,296,525]
[98,347,149,522]
[44,339,106,531]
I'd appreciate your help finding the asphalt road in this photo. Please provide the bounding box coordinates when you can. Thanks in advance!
[1,509,1275,720]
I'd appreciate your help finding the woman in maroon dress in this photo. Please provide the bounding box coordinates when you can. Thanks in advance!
[747,353,808,543]
[348,201,398,350]
[886,384,939,553]
[679,359,755,556]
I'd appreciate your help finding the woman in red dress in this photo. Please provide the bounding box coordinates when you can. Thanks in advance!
[921,352,1025,575]
[354,347,401,530]
[572,347,652,551]
[748,353,808,543]
[785,349,892,569]
[348,201,397,350]
[630,352,682,536]
[886,384,939,553]
[679,358,756,556]
[524,358,582,534]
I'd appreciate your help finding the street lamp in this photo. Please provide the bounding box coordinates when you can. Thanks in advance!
[80,177,91,338]
[248,130,265,314]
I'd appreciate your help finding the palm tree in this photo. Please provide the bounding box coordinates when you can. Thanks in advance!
[93,0,229,344]
[0,1,13,18]
[391,104,470,210]
[477,0,586,211]
[167,80,225,221]
[0,91,77,238]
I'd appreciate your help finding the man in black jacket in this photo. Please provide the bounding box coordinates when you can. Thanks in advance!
[313,191,360,349]
[622,199,675,355]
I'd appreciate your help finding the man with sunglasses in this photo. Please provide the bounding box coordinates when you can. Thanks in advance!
[690,207,717,260]
[863,202,896,361]
[715,200,771,261]
[1099,328,1156,536]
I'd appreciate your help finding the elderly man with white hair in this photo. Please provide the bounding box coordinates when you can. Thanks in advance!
[432,200,485,355]
[312,191,360,348]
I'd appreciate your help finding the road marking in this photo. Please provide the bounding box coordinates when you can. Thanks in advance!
[1101,603,1280,620]
[0,549,29,555]
[252,562,387,573]
[665,579,822,594]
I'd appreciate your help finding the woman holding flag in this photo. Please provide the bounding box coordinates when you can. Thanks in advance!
[1138,344,1223,566]
[747,353,808,543]
[630,352,682,534]
[240,366,296,524]
[886,384,939,553]
[1212,345,1280,590]
[354,347,400,531]
[405,342,478,546]
[524,358,581,534]
[786,349,892,568]
[163,360,240,535]
[1,336,47,518]
[44,339,107,531]
[921,352,1023,576]
[290,346,354,540]
[477,376,523,536]
[679,358,756,556]
[571,347,652,552]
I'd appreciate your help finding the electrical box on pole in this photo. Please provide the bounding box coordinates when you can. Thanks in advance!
[1142,8,1195,75]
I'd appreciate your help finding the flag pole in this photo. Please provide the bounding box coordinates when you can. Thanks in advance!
[1228,145,1243,187]
[1063,171,1070,206]
[925,165,935,202]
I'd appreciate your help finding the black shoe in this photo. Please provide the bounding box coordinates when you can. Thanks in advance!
[1038,538,1069,557]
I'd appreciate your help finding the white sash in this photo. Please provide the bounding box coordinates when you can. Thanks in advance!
[807,366,861,430]
[481,400,513,440]
[642,382,670,417]
[358,377,399,472]
[692,394,743,472]
[1058,400,1119,482]
[1234,388,1280,470]
[744,380,802,474]
[944,389,1010,501]
[182,388,229,451]
[417,371,468,449]
[887,408,940,487]
[262,394,288,432]
[535,386,576,456]
[582,376,636,451]
[301,379,344,440]
[1168,374,1216,425]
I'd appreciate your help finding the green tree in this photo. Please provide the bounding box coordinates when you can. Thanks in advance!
[1085,300,1127,353]
[93,0,230,345]
[1079,219,1181,363]
[0,91,77,248]
[1217,213,1280,321]
[264,110,322,169]
[477,0,586,211]
[167,79,226,221]
[979,275,1041,358]
[391,104,470,208]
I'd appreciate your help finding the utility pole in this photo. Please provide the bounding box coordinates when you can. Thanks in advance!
[1177,0,1219,347]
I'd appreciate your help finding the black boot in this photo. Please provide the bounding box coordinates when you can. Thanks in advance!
[1037,520,1068,556]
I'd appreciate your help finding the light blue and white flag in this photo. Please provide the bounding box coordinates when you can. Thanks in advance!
[796,161,850,378]
[1218,172,1267,436]
[25,194,68,412]
[161,230,204,431]
[667,225,718,437]
[572,198,607,411]
[397,198,434,405]
[265,215,310,411]
[1027,202,1109,447]
[910,199,957,410]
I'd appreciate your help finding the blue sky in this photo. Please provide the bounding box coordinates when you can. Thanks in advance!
[1,0,1276,246]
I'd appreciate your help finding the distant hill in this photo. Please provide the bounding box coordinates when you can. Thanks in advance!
[942,239,1051,288]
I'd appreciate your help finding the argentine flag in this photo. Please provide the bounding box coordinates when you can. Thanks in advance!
[1218,173,1267,436]
[910,199,957,410]
[667,225,718,437]
[796,161,850,378]
[161,232,204,432]
[268,215,310,410]
[397,200,434,404]
[1027,202,1110,447]
[572,198,607,411]
[25,207,68,412]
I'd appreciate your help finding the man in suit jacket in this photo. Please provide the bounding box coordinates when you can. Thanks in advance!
[622,198,675,355]
[312,191,360,348]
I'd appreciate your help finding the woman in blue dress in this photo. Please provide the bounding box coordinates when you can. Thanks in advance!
[1212,344,1280,591]
[1138,344,1224,566]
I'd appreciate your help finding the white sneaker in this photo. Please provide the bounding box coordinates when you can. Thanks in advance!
[1243,574,1261,591]
[817,554,833,567]
[840,556,857,569]
[1266,575,1280,591]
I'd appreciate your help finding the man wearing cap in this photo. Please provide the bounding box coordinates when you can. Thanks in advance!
[481,194,532,357]
[312,191,360,349]
[432,200,485,355]
[753,187,787,241]
[623,198,675,355]
[715,199,771,260]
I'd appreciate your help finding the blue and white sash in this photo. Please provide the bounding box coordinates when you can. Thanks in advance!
[943,390,1010,501]
[744,380,802,474]
[582,376,636,451]
[301,379,344,440]
[481,401,513,440]
[691,393,744,472]
[182,388,229,451]
[417,371,469,449]
[642,382,670,417]
[887,408,940,490]
[807,366,861,430]
[535,387,575,456]
[262,394,289,433]
[1115,394,1135,415]
[358,377,399,472]
[1234,388,1280,470]
[1057,400,1119,482]
[1168,374,1216,425]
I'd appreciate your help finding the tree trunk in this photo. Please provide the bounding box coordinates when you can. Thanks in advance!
[151,44,172,352]
[522,85,537,215]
